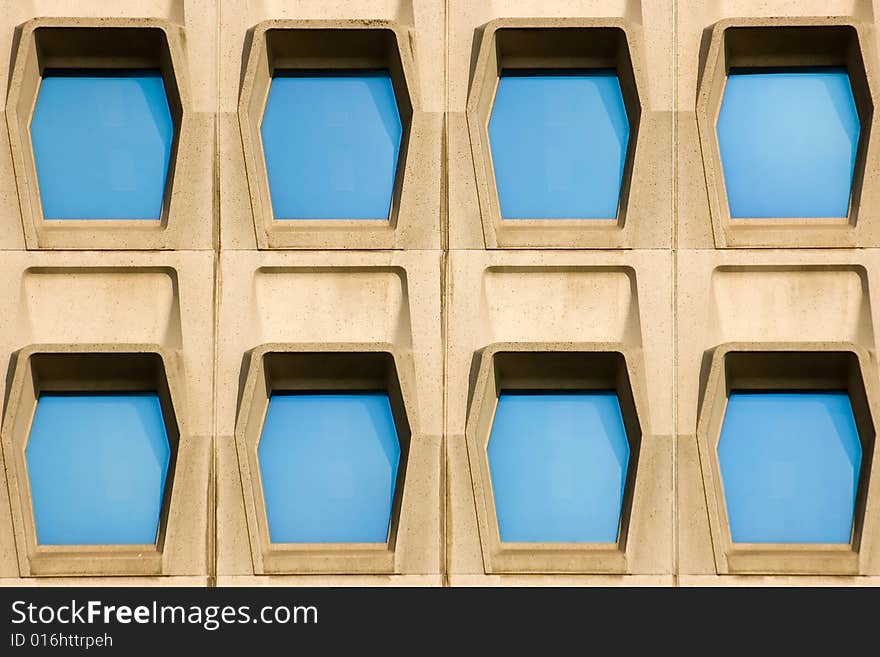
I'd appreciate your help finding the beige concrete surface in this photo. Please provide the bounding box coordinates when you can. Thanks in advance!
[679,575,880,587]
[0,0,876,587]
[448,574,674,586]
[217,575,444,587]
[0,576,211,587]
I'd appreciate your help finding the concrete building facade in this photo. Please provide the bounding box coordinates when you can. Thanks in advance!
[0,0,876,586]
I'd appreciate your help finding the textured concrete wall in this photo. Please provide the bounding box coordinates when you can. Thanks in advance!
[0,0,876,586]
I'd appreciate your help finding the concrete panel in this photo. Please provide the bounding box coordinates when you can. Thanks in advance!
[0,250,214,583]
[676,248,880,581]
[447,249,673,584]
[0,0,874,589]
[216,250,442,584]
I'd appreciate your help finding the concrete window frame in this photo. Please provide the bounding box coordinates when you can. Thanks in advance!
[5,17,198,251]
[696,342,880,575]
[238,20,429,250]
[466,18,646,249]
[696,18,879,249]
[465,343,647,574]
[0,344,189,577]
[234,343,417,574]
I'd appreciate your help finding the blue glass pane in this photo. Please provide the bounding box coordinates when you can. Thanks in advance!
[487,392,630,543]
[26,393,171,545]
[258,392,401,543]
[488,70,630,219]
[30,70,174,220]
[717,67,860,218]
[261,71,403,219]
[718,392,862,543]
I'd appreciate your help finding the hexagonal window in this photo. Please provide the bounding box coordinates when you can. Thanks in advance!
[718,391,862,544]
[258,392,401,543]
[235,348,413,573]
[0,348,183,578]
[26,392,171,545]
[717,67,860,219]
[488,391,630,543]
[30,69,174,220]
[467,348,644,573]
[488,69,630,219]
[696,346,880,574]
[260,71,403,220]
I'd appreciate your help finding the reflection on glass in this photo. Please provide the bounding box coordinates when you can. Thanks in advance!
[717,67,860,218]
[261,71,403,220]
[31,70,174,219]
[258,392,401,543]
[718,391,862,543]
[488,391,630,543]
[488,70,630,219]
[26,392,171,545]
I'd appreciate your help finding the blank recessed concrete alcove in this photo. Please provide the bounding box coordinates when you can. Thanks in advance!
[707,265,875,345]
[4,16,212,250]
